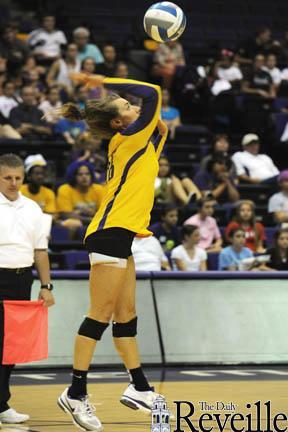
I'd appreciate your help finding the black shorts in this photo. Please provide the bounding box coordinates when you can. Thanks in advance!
[85,228,135,259]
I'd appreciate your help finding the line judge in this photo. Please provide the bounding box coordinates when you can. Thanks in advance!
[0,153,55,426]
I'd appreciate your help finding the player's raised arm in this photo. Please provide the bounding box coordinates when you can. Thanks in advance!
[103,77,161,137]
[70,73,161,138]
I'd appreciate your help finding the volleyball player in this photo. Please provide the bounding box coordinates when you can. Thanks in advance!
[55,73,168,431]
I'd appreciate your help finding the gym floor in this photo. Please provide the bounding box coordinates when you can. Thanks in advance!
[3,366,288,432]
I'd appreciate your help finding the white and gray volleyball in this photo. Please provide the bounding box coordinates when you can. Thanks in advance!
[144,2,186,43]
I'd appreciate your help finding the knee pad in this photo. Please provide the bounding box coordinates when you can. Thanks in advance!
[112,317,137,338]
[78,317,109,341]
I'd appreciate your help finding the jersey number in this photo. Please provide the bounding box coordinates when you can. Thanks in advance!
[107,154,115,181]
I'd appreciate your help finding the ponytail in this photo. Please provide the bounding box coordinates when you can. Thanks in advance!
[46,102,85,121]
[44,94,120,139]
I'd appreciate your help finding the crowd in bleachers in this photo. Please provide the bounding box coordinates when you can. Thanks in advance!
[1,10,288,272]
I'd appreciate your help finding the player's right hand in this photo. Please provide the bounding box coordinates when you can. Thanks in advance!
[69,72,105,88]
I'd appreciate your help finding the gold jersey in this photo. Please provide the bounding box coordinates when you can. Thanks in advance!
[85,78,168,239]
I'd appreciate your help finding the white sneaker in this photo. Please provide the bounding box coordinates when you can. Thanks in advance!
[58,388,103,431]
[0,408,29,423]
[120,384,164,413]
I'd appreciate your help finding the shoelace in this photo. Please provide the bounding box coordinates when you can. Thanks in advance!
[75,397,96,417]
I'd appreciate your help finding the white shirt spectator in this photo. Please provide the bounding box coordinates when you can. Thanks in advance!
[0,192,48,268]
[39,100,62,123]
[281,68,288,81]
[232,151,279,180]
[132,237,168,271]
[217,66,243,82]
[171,245,207,271]
[0,96,19,119]
[28,28,67,58]
[262,66,282,85]
[268,192,288,213]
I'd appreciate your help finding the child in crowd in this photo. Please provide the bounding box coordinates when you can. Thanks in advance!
[267,229,288,270]
[161,88,181,139]
[184,197,222,252]
[171,225,207,271]
[226,200,266,253]
[155,156,201,206]
[219,228,253,270]
[150,204,180,252]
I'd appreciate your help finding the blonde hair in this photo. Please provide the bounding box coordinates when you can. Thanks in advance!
[51,94,120,139]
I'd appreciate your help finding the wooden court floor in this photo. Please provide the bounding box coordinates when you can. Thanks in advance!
[2,380,288,431]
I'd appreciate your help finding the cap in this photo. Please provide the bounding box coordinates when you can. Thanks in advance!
[278,170,288,182]
[24,154,47,174]
[241,133,260,146]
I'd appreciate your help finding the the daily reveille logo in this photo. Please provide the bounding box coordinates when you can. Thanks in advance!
[152,399,286,432]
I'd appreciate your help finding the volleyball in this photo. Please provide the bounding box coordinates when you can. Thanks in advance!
[143,2,186,43]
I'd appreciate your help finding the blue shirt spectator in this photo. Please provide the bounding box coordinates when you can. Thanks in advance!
[219,227,253,270]
[73,27,104,65]
[161,106,180,122]
[219,246,253,270]
[54,118,87,145]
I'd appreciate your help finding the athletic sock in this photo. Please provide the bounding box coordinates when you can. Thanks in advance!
[128,367,151,391]
[68,369,88,399]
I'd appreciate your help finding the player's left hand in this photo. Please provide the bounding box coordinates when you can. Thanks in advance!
[39,289,55,307]
[157,118,168,135]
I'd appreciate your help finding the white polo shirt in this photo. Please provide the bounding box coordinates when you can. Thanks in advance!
[0,192,48,268]
[28,28,67,58]
[232,151,279,180]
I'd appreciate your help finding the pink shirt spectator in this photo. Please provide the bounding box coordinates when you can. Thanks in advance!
[184,214,221,250]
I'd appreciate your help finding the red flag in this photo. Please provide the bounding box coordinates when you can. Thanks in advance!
[2,300,48,365]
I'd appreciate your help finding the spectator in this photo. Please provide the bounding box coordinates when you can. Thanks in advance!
[150,204,181,252]
[73,132,107,182]
[53,110,87,145]
[81,57,104,100]
[28,14,67,65]
[115,61,129,79]
[75,85,88,110]
[0,57,7,91]
[267,229,288,271]
[39,86,62,124]
[219,228,253,270]
[155,156,201,206]
[194,153,239,203]
[184,197,222,252]
[171,225,207,271]
[46,43,81,92]
[235,27,273,65]
[81,57,97,75]
[21,55,46,80]
[263,54,282,86]
[153,40,186,88]
[20,154,56,215]
[226,200,266,253]
[0,24,30,75]
[214,49,243,85]
[132,237,171,271]
[200,134,237,177]
[232,133,279,184]
[97,43,117,76]
[241,54,276,99]
[22,69,45,102]
[73,27,104,65]
[0,81,19,120]
[161,88,181,139]
[56,161,105,229]
[9,86,52,140]
[268,170,288,225]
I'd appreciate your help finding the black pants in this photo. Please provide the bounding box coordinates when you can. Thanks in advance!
[0,269,33,413]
